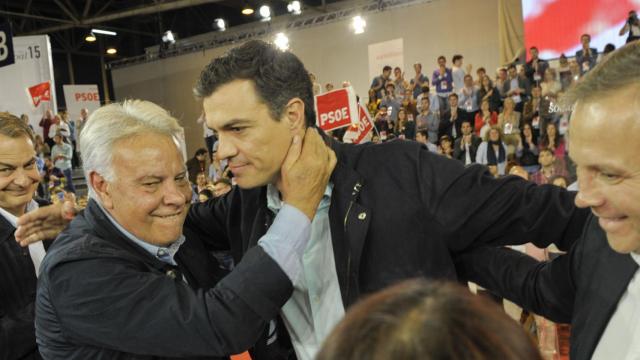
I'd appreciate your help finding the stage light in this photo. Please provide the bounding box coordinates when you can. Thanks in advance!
[106,47,117,55]
[274,32,289,51]
[91,28,117,36]
[242,2,254,15]
[259,5,271,21]
[287,1,301,15]
[214,18,226,31]
[162,30,176,44]
[352,15,366,34]
[85,33,96,42]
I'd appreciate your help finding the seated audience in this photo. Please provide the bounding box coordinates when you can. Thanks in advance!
[478,75,502,113]
[497,97,522,156]
[531,148,568,185]
[518,123,540,174]
[476,126,509,176]
[437,135,454,159]
[538,123,566,162]
[186,148,209,184]
[316,280,542,360]
[474,99,498,138]
[415,129,438,153]
[50,133,75,194]
[453,120,482,165]
[439,93,469,140]
[415,97,439,144]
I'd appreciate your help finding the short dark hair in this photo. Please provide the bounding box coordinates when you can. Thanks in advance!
[383,65,392,72]
[417,129,429,138]
[317,280,542,360]
[448,93,459,100]
[477,67,486,73]
[530,46,538,51]
[194,148,207,157]
[394,66,401,71]
[464,74,472,81]
[581,33,591,41]
[452,54,463,63]
[194,40,316,127]
[198,189,214,199]
[507,64,517,71]
[437,55,446,62]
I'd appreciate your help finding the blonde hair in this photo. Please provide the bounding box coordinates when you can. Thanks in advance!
[80,99,183,198]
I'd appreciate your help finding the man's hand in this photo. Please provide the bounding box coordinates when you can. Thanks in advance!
[278,128,336,221]
[14,199,77,247]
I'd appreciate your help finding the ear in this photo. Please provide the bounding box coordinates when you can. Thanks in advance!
[89,171,114,209]
[283,98,306,132]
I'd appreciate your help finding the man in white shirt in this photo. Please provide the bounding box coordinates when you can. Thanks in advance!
[456,41,640,360]
[0,112,48,359]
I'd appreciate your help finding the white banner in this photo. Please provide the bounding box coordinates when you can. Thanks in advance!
[368,38,404,85]
[0,35,57,137]
[63,84,101,122]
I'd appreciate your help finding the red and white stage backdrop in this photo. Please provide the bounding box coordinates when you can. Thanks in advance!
[523,0,635,59]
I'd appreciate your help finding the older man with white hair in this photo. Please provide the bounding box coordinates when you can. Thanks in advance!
[34,100,335,359]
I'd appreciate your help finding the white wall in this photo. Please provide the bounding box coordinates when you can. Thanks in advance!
[112,0,504,156]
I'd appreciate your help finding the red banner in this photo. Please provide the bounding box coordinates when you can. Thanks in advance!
[27,81,51,107]
[344,105,374,144]
[314,87,359,132]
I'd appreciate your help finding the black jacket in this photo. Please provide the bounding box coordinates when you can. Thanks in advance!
[185,139,589,359]
[455,214,638,359]
[1,206,50,360]
[453,135,482,163]
[36,200,293,359]
[439,108,471,140]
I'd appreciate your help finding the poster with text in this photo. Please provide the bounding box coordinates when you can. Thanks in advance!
[367,38,404,87]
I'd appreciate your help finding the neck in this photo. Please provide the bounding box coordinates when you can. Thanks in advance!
[3,203,27,218]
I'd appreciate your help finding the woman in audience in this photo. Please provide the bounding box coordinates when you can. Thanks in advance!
[518,122,539,174]
[476,126,509,176]
[367,89,381,117]
[395,108,409,137]
[438,135,454,159]
[538,122,566,161]
[35,134,51,158]
[317,280,542,360]
[540,68,561,98]
[497,97,521,156]
[478,75,502,113]
[474,99,498,138]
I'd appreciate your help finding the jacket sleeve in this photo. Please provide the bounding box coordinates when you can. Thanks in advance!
[417,147,589,251]
[43,245,292,357]
[1,302,37,360]
[454,235,583,324]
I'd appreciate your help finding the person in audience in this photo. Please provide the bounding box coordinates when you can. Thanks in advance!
[539,122,566,162]
[454,120,482,165]
[20,40,589,360]
[474,67,486,87]
[415,129,438,153]
[39,109,55,148]
[495,67,509,98]
[366,88,381,117]
[474,99,498,138]
[324,82,334,92]
[451,54,470,92]
[518,122,539,174]
[316,280,543,360]
[35,134,50,158]
[576,33,598,74]
[439,93,468,140]
[456,41,640,360]
[373,104,394,139]
[601,43,616,60]
[198,188,214,203]
[309,72,322,96]
[458,74,479,117]
[524,46,549,85]
[393,67,408,98]
[504,64,530,113]
[619,10,640,43]
[400,89,418,118]
[409,62,429,99]
[0,112,59,360]
[438,135,454,159]
[35,99,335,359]
[531,148,568,185]
[478,75,502,113]
[415,96,439,144]
[540,68,562,99]
[476,126,508,175]
[380,83,402,122]
[523,86,543,124]
[415,84,440,115]
[50,133,75,194]
[432,55,454,112]
[497,97,521,156]
[370,65,392,99]
[212,178,233,198]
[186,148,209,184]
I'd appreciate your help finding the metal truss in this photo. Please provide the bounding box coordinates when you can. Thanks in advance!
[108,0,434,69]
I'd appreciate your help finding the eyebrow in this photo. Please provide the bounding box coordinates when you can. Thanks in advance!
[0,157,36,168]
[219,119,252,131]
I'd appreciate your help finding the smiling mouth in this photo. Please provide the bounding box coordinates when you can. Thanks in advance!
[153,212,182,219]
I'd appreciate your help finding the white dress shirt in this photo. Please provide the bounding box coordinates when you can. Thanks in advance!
[592,252,640,360]
[0,200,46,277]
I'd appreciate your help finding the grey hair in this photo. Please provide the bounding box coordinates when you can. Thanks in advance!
[79,99,183,199]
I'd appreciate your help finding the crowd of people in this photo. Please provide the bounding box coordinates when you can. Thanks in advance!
[1,16,639,360]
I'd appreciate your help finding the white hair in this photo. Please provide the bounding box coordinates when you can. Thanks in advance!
[79,99,183,199]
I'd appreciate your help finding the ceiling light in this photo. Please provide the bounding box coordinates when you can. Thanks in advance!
[274,32,289,51]
[259,5,271,21]
[287,1,301,15]
[85,33,96,42]
[91,28,117,36]
[352,15,366,34]
[162,30,176,44]
[106,47,117,55]
[214,18,226,31]
[241,3,254,15]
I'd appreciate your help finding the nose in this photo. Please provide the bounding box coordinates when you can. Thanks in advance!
[215,134,238,161]
[574,168,605,209]
[163,180,189,207]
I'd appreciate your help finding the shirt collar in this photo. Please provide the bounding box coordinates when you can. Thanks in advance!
[95,201,184,265]
[267,183,333,215]
[0,200,39,228]
[631,252,640,267]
